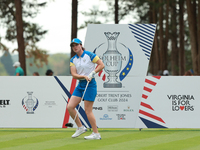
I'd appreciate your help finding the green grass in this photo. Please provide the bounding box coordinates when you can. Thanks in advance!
[0,128,200,150]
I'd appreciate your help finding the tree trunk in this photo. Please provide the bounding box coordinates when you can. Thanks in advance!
[159,0,164,71]
[71,0,78,58]
[186,0,198,75]
[163,0,169,70]
[179,0,185,75]
[115,0,119,24]
[152,0,159,75]
[171,1,179,75]
[197,1,200,75]
[14,0,26,75]
[149,1,154,75]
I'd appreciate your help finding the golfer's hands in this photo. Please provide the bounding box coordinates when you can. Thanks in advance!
[88,71,96,80]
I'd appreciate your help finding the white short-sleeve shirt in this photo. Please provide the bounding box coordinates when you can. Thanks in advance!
[70,50,99,76]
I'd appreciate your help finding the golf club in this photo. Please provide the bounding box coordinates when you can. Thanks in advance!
[65,80,90,127]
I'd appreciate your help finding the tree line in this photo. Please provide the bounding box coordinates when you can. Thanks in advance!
[0,0,199,75]
[73,0,200,75]
[0,0,48,75]
[0,51,70,76]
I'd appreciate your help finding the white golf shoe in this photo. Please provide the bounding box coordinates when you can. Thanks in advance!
[84,132,101,140]
[71,126,87,138]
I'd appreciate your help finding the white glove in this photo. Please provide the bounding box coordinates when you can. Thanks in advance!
[88,71,96,79]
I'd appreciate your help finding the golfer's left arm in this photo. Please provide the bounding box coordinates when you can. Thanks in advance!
[88,58,104,80]
[94,59,105,73]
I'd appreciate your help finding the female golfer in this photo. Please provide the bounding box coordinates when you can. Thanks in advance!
[67,38,105,140]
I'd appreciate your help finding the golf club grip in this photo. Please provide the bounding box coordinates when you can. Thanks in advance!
[74,81,89,122]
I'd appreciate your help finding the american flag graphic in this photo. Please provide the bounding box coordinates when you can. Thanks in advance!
[139,76,167,128]
[95,66,106,81]
[22,98,28,111]
[54,77,92,129]
[93,45,107,81]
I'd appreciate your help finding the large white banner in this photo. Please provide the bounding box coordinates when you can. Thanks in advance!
[0,76,145,128]
[0,76,200,128]
[0,76,70,128]
[135,76,200,128]
[84,24,156,128]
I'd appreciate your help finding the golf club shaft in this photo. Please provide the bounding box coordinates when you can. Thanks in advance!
[73,81,89,122]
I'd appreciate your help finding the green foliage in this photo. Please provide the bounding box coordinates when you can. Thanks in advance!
[0,0,46,41]
[134,0,151,23]
[0,53,70,76]
[0,37,8,51]
[0,0,48,69]
[80,0,194,75]
[79,0,138,29]
[106,0,137,21]
[185,50,193,71]
[79,5,110,30]
[0,51,15,75]
[47,53,70,76]
[26,57,48,76]
[26,48,49,68]
[0,0,47,42]
[0,62,8,75]
[24,23,48,45]
[26,53,70,76]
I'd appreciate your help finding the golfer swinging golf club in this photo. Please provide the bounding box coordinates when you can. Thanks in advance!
[67,38,105,140]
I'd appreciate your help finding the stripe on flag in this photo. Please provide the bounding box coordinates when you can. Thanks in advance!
[128,24,156,60]
[139,76,167,127]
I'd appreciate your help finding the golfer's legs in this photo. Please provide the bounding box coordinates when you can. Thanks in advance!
[67,96,82,127]
[84,101,98,133]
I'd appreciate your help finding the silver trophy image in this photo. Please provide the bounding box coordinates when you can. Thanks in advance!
[25,92,35,114]
[102,32,122,88]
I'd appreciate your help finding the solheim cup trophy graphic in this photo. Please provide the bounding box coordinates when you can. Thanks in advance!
[22,92,39,114]
[26,92,35,114]
[103,32,122,88]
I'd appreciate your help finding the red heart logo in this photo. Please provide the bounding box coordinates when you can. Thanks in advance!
[180,106,184,110]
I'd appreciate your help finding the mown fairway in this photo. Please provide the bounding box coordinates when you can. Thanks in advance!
[0,128,200,150]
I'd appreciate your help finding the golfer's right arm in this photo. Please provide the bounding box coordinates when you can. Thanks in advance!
[70,66,88,80]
